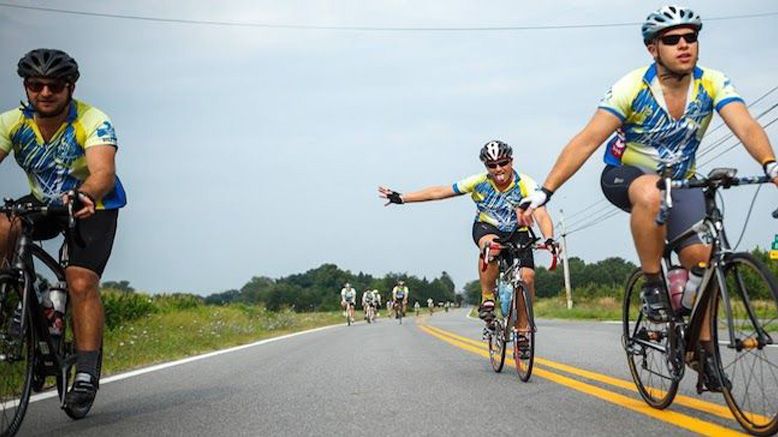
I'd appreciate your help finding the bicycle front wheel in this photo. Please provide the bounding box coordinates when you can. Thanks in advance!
[488,318,506,373]
[711,252,778,436]
[0,273,34,437]
[513,281,535,382]
[622,269,680,409]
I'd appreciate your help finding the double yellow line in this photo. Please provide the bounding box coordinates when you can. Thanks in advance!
[418,323,746,436]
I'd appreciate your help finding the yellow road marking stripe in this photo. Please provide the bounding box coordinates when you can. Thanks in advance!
[422,323,740,421]
[418,324,746,436]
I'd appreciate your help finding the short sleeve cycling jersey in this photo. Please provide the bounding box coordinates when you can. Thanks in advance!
[393,286,408,300]
[0,99,127,209]
[341,287,356,302]
[452,170,537,232]
[599,64,743,179]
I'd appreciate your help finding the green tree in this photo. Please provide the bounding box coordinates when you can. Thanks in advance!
[101,280,135,293]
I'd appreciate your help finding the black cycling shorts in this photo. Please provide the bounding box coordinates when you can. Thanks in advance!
[472,222,535,269]
[600,165,704,250]
[18,195,118,277]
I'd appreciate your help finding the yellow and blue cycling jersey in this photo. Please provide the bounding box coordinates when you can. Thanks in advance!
[599,63,743,179]
[0,99,126,209]
[453,170,536,232]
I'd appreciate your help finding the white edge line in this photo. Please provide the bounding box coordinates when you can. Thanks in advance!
[28,322,341,404]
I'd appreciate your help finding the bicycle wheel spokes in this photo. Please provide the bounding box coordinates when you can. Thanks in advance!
[0,275,34,437]
[622,270,679,409]
[488,319,506,373]
[514,284,535,382]
[714,253,778,435]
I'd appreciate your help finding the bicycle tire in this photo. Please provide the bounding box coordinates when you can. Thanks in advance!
[488,318,506,373]
[711,252,778,436]
[0,273,35,437]
[513,281,535,382]
[622,269,680,409]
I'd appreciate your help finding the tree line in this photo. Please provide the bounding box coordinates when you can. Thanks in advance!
[201,263,460,311]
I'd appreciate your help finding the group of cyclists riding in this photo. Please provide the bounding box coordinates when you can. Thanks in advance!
[1,4,776,433]
[339,280,412,323]
[381,5,777,393]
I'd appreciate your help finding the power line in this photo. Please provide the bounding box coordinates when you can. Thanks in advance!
[698,114,778,168]
[566,209,622,235]
[561,202,614,228]
[1,2,777,32]
[697,85,778,149]
[697,102,778,160]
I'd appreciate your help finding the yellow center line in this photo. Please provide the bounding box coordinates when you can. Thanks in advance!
[422,323,740,422]
[417,324,746,436]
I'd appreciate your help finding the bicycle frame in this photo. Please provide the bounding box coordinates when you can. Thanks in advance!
[10,221,73,407]
[659,171,772,362]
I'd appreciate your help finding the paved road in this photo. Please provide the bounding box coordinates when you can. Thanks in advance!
[17,309,746,436]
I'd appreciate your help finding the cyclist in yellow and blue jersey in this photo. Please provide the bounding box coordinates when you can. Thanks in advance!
[0,49,127,410]
[379,140,555,331]
[521,6,777,391]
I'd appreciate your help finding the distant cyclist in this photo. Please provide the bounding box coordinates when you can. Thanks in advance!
[380,140,555,332]
[373,289,382,317]
[520,6,777,391]
[392,280,409,318]
[414,301,421,316]
[427,298,435,315]
[0,48,127,410]
[340,283,357,322]
[361,288,376,320]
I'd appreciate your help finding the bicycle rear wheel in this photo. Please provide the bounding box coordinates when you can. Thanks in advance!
[488,318,506,373]
[0,273,34,437]
[513,281,535,382]
[711,252,778,436]
[622,269,680,409]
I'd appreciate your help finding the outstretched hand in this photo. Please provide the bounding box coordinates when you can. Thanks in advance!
[378,186,404,206]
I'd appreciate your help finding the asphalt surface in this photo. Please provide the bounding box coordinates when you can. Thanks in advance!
[15,309,747,436]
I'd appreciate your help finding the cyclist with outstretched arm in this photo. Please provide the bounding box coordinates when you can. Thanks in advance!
[520,6,777,391]
[380,140,555,331]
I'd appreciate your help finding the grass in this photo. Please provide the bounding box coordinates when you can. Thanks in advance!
[468,296,623,321]
[102,306,343,375]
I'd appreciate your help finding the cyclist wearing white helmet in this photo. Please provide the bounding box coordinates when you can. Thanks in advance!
[379,140,555,330]
[0,48,127,410]
[340,283,357,322]
[521,6,777,391]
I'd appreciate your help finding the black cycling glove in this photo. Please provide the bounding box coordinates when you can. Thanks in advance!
[386,190,404,205]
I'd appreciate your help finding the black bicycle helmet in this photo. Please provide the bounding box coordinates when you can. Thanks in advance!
[479,140,513,163]
[17,49,80,82]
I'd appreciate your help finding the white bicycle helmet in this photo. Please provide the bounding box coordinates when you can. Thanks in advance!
[642,5,702,44]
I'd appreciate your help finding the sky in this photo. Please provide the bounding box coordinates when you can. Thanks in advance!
[0,1,776,296]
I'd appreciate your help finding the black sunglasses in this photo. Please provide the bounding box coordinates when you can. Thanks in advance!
[659,32,698,46]
[485,159,511,169]
[24,80,69,94]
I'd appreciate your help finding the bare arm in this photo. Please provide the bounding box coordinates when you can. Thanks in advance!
[66,145,117,218]
[543,109,622,191]
[80,145,117,201]
[378,185,459,204]
[718,102,777,184]
[531,206,554,240]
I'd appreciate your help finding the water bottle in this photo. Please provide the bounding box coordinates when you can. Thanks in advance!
[498,282,512,316]
[666,267,688,312]
[682,265,705,311]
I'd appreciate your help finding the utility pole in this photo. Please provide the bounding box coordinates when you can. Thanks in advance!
[560,209,573,309]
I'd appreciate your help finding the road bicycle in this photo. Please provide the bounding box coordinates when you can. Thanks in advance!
[365,303,376,324]
[393,300,404,325]
[622,168,778,436]
[344,302,355,326]
[483,227,557,382]
[0,195,102,437]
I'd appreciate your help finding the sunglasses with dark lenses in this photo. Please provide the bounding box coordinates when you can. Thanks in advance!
[24,80,68,93]
[659,32,698,46]
[485,159,511,169]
